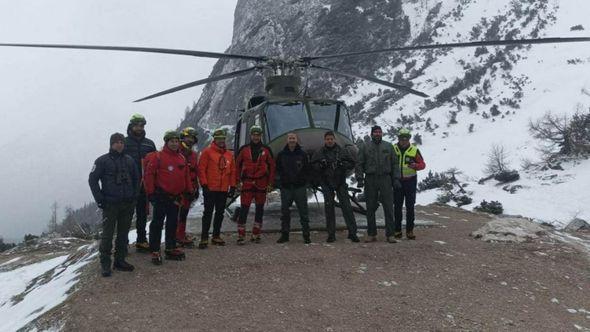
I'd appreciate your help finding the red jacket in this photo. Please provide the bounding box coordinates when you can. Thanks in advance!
[143,146,193,196]
[236,143,275,190]
[198,143,236,192]
[181,144,199,190]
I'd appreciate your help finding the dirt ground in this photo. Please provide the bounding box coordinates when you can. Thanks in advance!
[59,204,590,331]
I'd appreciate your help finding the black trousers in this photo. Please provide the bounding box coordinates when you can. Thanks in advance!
[394,176,417,233]
[149,197,179,252]
[202,191,227,239]
[134,186,148,243]
[280,185,310,235]
[100,201,135,269]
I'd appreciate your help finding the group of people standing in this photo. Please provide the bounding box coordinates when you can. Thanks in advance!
[89,114,425,277]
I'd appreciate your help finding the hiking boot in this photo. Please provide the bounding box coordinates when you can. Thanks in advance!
[406,231,416,240]
[113,260,135,272]
[326,235,336,243]
[211,236,226,246]
[177,238,195,248]
[394,232,403,239]
[303,233,311,244]
[101,269,112,277]
[276,233,289,244]
[365,235,377,243]
[251,234,261,244]
[198,238,208,249]
[237,236,245,245]
[151,252,163,265]
[348,234,360,243]
[165,248,186,261]
[386,236,398,243]
[135,241,150,252]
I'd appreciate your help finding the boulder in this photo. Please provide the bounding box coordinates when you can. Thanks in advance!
[471,217,546,243]
[564,218,590,233]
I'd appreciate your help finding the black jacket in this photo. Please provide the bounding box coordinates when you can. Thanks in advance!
[89,150,140,204]
[123,124,156,173]
[276,144,309,188]
[310,143,355,188]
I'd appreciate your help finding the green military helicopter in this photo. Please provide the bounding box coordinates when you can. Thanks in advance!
[1,37,589,214]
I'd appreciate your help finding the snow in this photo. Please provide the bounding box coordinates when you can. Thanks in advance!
[350,0,590,228]
[0,247,96,331]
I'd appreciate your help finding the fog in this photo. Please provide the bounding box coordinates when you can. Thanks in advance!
[0,0,238,241]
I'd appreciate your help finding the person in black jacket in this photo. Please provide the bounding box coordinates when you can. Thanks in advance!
[276,133,311,244]
[123,113,156,252]
[89,133,140,277]
[310,131,359,243]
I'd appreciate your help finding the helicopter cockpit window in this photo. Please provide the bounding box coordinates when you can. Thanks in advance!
[336,104,353,139]
[265,102,309,140]
[309,101,337,130]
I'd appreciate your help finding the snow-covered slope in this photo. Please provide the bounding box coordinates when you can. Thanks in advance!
[345,0,590,225]
[181,0,590,226]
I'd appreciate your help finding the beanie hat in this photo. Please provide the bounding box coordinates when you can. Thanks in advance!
[250,125,263,135]
[110,132,125,146]
[371,125,382,134]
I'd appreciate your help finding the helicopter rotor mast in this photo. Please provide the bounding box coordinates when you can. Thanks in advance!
[1,36,590,102]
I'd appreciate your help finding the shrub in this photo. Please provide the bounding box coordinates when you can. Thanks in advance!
[418,171,452,192]
[474,200,504,214]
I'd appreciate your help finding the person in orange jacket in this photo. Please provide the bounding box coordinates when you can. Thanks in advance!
[235,125,275,244]
[143,130,193,264]
[176,127,200,248]
[197,128,236,249]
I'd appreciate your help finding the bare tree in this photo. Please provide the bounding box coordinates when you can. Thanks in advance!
[528,112,572,155]
[484,144,510,176]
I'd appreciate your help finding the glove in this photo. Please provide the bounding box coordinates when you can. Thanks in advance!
[392,179,402,190]
[228,186,236,197]
[96,201,105,209]
[408,162,417,170]
[357,178,364,188]
[320,159,328,169]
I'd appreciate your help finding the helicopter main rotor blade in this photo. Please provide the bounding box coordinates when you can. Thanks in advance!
[0,43,264,61]
[310,64,429,98]
[134,66,258,102]
[304,37,590,61]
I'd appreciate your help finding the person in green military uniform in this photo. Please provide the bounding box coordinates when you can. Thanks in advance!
[311,131,359,243]
[356,125,401,243]
[393,128,426,240]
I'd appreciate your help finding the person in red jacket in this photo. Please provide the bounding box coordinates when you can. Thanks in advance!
[176,127,200,248]
[197,128,236,249]
[235,125,275,244]
[144,130,193,264]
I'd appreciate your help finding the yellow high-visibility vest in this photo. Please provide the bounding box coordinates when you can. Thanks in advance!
[393,144,418,177]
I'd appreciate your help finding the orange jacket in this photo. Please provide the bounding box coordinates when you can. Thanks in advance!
[143,146,193,196]
[198,143,236,192]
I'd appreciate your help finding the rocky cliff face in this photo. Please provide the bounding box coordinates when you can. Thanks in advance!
[180,0,567,140]
[180,0,412,134]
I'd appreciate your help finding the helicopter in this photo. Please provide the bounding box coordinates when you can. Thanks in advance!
[1,37,589,215]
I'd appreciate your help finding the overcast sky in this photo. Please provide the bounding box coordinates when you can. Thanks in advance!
[0,0,238,241]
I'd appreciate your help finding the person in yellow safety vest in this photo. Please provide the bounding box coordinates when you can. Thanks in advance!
[393,128,426,240]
